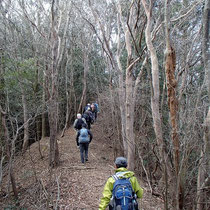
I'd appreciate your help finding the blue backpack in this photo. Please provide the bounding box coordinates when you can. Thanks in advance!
[110,174,138,210]
[94,103,99,112]
[78,128,89,143]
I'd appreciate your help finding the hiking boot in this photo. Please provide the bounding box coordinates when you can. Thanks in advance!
[85,158,88,162]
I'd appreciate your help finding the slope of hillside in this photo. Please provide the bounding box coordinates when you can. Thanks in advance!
[0,120,164,209]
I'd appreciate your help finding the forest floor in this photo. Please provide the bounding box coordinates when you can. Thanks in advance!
[0,118,164,210]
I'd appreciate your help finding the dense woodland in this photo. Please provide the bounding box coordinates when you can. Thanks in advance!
[0,0,209,209]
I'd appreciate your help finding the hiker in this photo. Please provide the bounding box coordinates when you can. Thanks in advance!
[93,102,99,121]
[76,124,93,163]
[99,157,143,210]
[73,113,87,131]
[82,108,94,129]
[83,103,91,114]
[90,103,97,121]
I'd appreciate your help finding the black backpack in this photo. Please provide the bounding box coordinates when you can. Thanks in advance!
[83,112,92,123]
[74,119,84,130]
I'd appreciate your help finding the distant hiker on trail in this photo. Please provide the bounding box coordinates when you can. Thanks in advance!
[93,102,99,121]
[82,108,94,129]
[73,113,87,131]
[99,157,143,210]
[90,103,97,121]
[83,103,91,114]
[76,124,93,163]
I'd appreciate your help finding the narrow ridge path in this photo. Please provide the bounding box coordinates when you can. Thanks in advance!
[57,122,115,209]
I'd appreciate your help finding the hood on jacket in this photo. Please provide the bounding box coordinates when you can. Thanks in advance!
[115,167,135,179]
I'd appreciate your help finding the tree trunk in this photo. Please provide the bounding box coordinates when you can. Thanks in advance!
[197,0,210,208]
[118,66,127,156]
[42,60,47,139]
[0,109,18,200]
[141,0,170,208]
[164,1,183,208]
[48,99,59,166]
[116,8,127,157]
[21,85,29,152]
[117,1,146,169]
[126,65,135,170]
[0,52,18,200]
[124,5,135,171]
[61,52,71,137]
[106,57,118,157]
[48,0,60,167]
[77,51,89,114]
[202,0,210,99]
[197,108,210,210]
[142,0,165,163]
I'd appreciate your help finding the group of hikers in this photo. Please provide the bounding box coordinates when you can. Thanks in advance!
[73,102,99,163]
[73,102,143,210]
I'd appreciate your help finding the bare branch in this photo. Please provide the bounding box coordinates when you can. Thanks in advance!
[171,1,202,22]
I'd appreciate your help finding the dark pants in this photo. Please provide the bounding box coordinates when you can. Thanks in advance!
[87,122,91,130]
[79,143,89,163]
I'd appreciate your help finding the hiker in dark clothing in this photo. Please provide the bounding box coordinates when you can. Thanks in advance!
[76,124,93,163]
[82,108,94,129]
[73,113,87,131]
[91,103,97,122]
[93,102,99,121]
[83,103,91,114]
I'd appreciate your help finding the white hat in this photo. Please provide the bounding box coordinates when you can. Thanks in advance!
[77,113,81,118]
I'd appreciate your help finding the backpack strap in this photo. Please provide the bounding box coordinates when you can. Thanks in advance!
[112,175,119,181]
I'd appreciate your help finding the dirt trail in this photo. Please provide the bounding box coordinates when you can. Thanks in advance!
[0,120,164,209]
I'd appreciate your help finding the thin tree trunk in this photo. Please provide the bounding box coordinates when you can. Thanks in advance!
[202,0,210,99]
[61,55,71,137]
[116,9,127,157]
[142,0,165,164]
[48,99,59,166]
[93,62,101,106]
[125,66,135,170]
[48,0,60,167]
[141,0,170,208]
[0,108,18,200]
[117,1,147,169]
[0,52,18,200]
[42,57,47,139]
[197,108,210,210]
[21,86,29,152]
[197,0,210,208]
[34,60,42,142]
[123,4,136,171]
[106,57,118,157]
[77,51,89,114]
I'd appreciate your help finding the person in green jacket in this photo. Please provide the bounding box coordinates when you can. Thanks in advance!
[99,157,143,210]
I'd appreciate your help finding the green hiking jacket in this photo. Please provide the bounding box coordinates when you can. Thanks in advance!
[99,167,143,210]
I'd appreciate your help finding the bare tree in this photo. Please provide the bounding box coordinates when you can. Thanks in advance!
[164,0,183,209]
[47,0,60,167]
[141,0,172,207]
[116,0,147,170]
[21,84,29,153]
[197,0,210,209]
[77,33,92,114]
